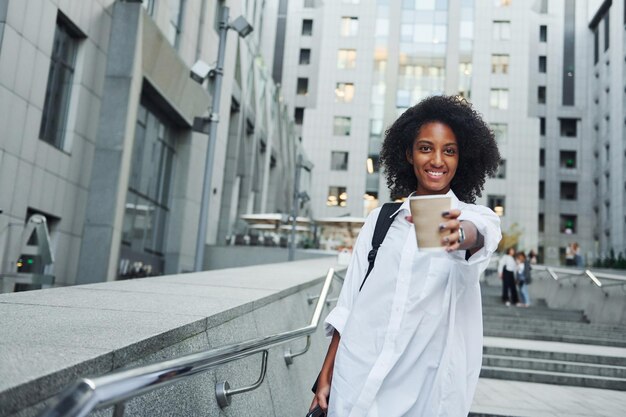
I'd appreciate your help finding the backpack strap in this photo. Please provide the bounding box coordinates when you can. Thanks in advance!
[359,202,403,291]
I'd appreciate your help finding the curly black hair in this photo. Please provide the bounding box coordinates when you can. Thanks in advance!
[379,95,501,204]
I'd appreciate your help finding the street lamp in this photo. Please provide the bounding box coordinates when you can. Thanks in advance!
[192,7,253,272]
[288,154,314,261]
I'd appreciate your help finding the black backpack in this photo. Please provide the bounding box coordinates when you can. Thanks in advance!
[359,202,403,290]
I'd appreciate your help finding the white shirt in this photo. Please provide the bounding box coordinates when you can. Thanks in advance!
[324,191,501,417]
[497,254,516,274]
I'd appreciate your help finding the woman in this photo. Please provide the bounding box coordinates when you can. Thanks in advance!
[309,95,502,417]
[516,251,530,307]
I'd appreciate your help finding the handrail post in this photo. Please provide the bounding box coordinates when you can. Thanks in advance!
[215,350,269,408]
[284,335,311,366]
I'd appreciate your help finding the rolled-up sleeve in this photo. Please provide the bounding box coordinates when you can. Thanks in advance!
[323,208,379,337]
[457,204,502,268]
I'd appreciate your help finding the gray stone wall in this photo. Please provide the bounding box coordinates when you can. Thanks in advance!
[0,258,341,417]
[528,270,626,325]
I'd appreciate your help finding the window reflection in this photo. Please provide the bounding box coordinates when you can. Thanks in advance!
[121,102,176,277]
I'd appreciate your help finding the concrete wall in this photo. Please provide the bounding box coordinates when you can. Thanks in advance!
[485,259,626,325]
[204,245,334,270]
[527,269,626,325]
[0,258,341,417]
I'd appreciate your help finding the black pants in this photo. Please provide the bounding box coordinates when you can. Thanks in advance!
[502,269,519,304]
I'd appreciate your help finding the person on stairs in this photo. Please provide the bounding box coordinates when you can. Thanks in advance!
[498,247,519,306]
[515,251,530,307]
[309,95,502,417]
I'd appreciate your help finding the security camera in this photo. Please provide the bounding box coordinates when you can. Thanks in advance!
[190,60,216,84]
[229,16,253,38]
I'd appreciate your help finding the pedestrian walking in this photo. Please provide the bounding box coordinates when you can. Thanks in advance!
[516,251,530,307]
[573,242,584,267]
[309,95,502,417]
[565,243,576,266]
[498,247,519,306]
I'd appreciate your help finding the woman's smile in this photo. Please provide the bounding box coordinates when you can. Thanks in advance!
[406,121,459,195]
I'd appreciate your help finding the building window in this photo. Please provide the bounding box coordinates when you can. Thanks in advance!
[335,82,355,103]
[458,62,472,98]
[539,25,547,42]
[331,151,349,170]
[297,77,309,95]
[294,107,304,125]
[366,156,379,173]
[560,182,577,200]
[302,19,313,36]
[539,0,547,13]
[539,180,545,199]
[142,0,156,15]
[487,195,505,216]
[537,86,546,104]
[168,0,185,48]
[539,117,546,135]
[337,49,357,69]
[333,116,351,136]
[539,148,545,166]
[559,118,577,137]
[493,20,511,40]
[538,56,547,73]
[122,102,175,266]
[340,16,359,36]
[538,213,544,232]
[327,186,348,207]
[491,123,508,142]
[492,159,506,179]
[491,54,509,74]
[560,150,576,168]
[593,27,599,64]
[39,13,83,150]
[603,12,609,51]
[560,214,577,234]
[490,89,509,109]
[562,0,575,106]
[299,48,311,65]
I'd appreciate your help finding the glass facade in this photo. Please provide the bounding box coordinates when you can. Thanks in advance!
[335,82,355,103]
[120,102,176,277]
[168,0,185,48]
[397,1,447,114]
[39,15,80,150]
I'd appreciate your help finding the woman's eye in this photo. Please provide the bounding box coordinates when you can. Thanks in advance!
[444,148,457,155]
[418,146,431,152]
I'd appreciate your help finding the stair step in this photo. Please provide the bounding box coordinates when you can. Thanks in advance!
[482,322,621,338]
[483,316,626,333]
[480,366,626,391]
[482,307,587,321]
[482,346,626,366]
[482,355,626,378]
[483,330,626,348]
[469,414,519,417]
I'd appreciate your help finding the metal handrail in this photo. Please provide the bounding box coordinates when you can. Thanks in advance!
[38,268,341,417]
[531,264,626,288]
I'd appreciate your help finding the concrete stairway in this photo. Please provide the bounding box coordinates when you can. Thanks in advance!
[479,283,626,391]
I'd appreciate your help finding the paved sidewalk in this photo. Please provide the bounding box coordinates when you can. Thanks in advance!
[471,337,626,416]
[472,378,626,416]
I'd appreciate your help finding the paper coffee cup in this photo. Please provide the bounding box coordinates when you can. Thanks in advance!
[409,195,452,251]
